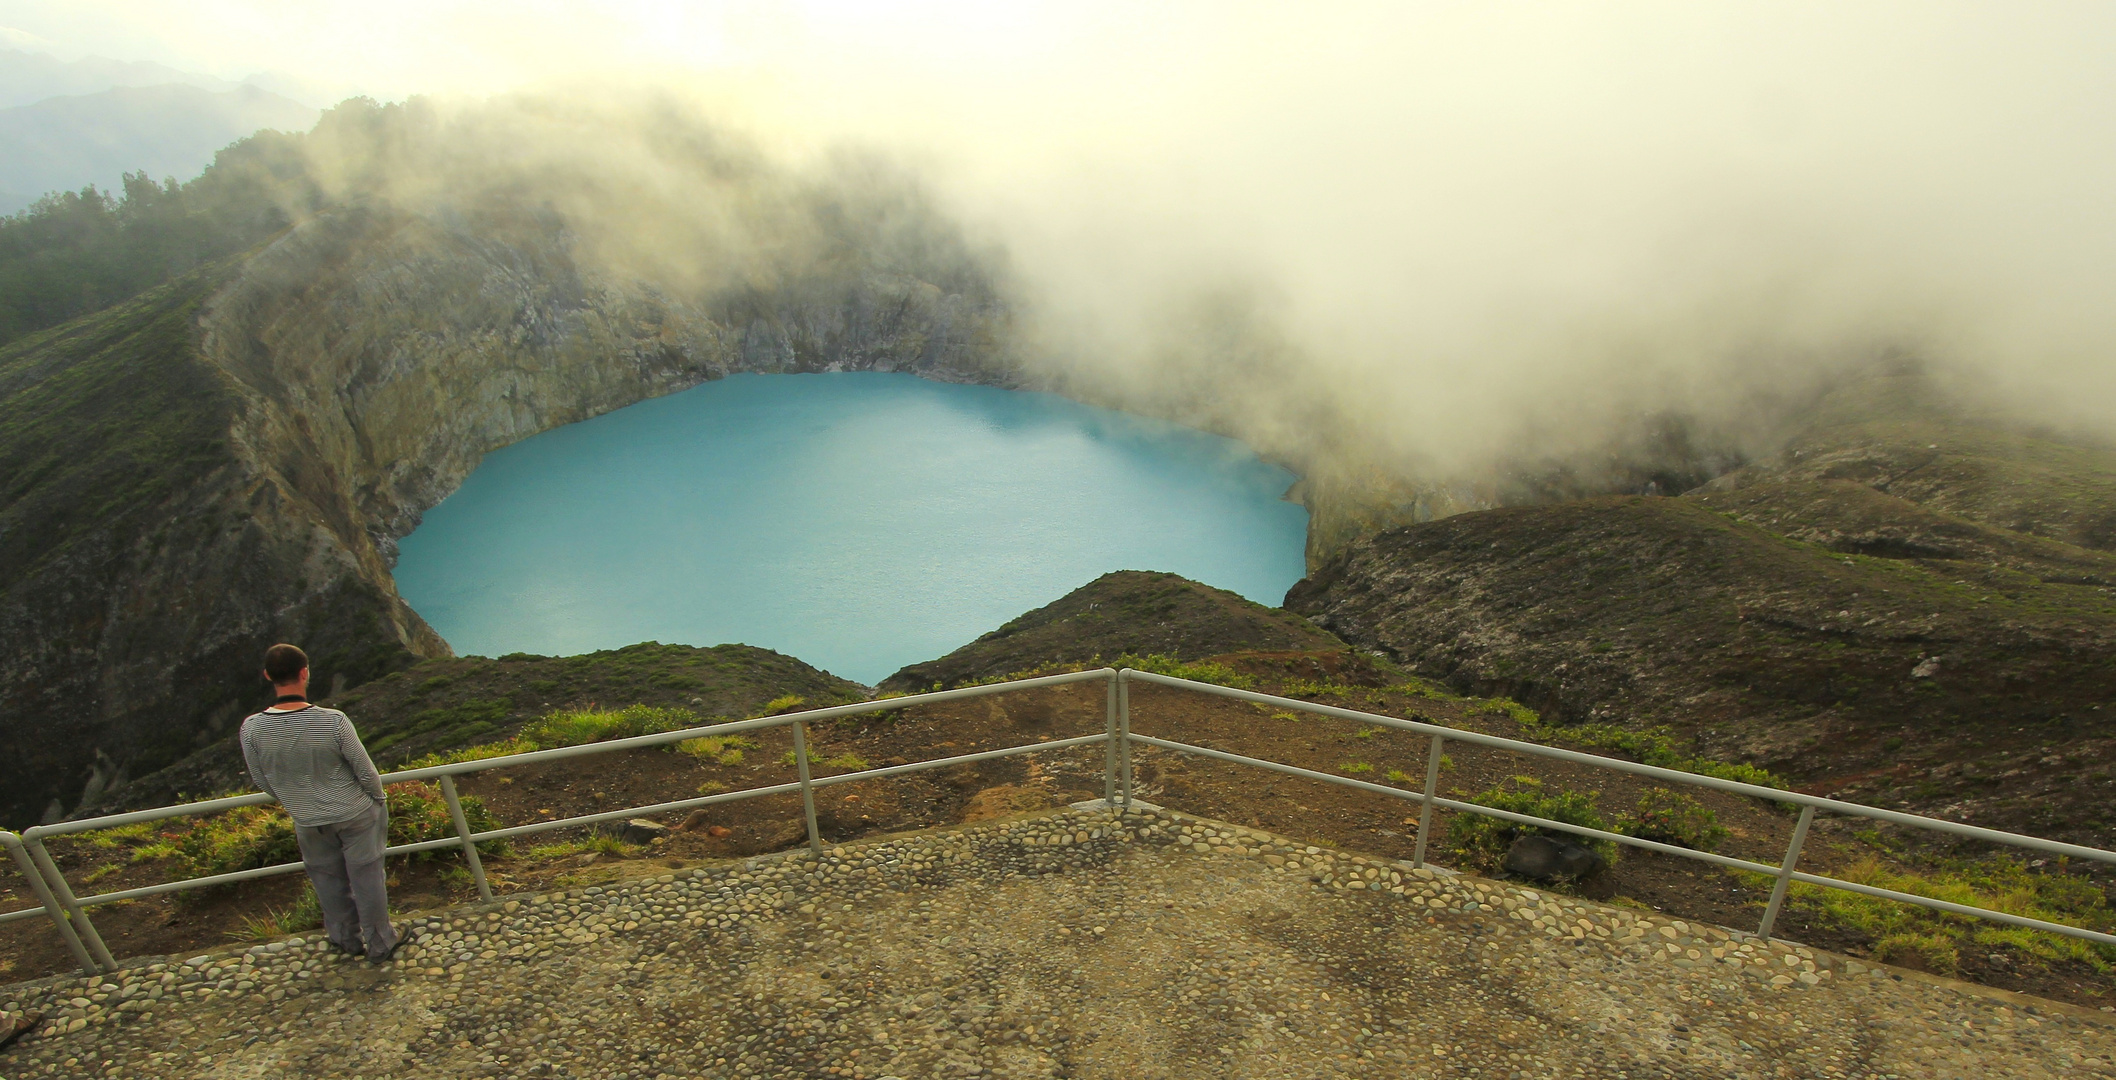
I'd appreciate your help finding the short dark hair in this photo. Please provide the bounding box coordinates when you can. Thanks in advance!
[263,644,308,684]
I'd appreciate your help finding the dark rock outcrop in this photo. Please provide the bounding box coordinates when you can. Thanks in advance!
[879,570,1342,693]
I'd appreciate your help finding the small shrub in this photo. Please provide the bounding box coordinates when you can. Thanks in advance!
[1757,855,2116,974]
[1872,932,1961,974]
[177,806,298,876]
[1615,788,1729,852]
[1445,777,1616,872]
[400,737,536,770]
[1389,676,1460,701]
[226,886,323,942]
[759,695,807,715]
[1474,698,1541,726]
[1117,653,1256,689]
[781,747,824,768]
[386,782,509,858]
[1386,768,1413,784]
[83,822,155,848]
[676,734,757,765]
[522,704,700,748]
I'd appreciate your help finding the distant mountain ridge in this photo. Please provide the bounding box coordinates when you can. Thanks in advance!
[0,83,318,215]
[0,47,240,108]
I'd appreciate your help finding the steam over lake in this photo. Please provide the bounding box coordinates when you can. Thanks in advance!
[394,373,1309,684]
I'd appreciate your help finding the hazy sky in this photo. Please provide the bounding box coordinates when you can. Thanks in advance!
[9,1,2115,471]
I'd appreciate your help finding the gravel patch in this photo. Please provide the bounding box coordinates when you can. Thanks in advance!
[4,804,2113,1078]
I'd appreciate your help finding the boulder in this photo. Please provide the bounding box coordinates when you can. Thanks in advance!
[1502,834,1603,882]
[597,818,672,845]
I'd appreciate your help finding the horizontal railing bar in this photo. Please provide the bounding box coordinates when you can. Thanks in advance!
[31,669,1118,840]
[465,783,807,843]
[71,837,468,908]
[1131,735,1783,876]
[48,729,1119,911]
[806,733,1111,791]
[0,906,49,925]
[469,736,1115,843]
[1786,871,2116,947]
[1126,734,1430,805]
[1126,671,2116,866]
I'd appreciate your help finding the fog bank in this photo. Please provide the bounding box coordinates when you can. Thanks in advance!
[46,1,2116,488]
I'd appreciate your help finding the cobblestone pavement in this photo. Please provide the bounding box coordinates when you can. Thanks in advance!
[4,804,2114,1079]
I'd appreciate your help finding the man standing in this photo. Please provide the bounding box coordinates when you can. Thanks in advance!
[239,644,399,961]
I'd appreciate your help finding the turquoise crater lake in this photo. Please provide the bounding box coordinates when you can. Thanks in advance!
[394,373,1310,684]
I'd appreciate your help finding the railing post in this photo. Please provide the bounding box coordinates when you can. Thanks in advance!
[793,720,823,857]
[23,832,117,972]
[1758,804,1818,941]
[1117,671,1134,808]
[1103,672,1120,806]
[3,831,98,975]
[1413,735,1445,869]
[438,774,493,902]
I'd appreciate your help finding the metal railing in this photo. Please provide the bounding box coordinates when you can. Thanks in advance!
[4,666,2113,978]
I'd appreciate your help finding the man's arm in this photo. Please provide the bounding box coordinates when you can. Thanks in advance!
[337,715,387,804]
[238,724,280,802]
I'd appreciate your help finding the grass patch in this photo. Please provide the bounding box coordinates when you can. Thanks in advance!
[1464,696,1786,790]
[824,753,870,771]
[1390,676,1462,701]
[1743,855,2116,976]
[525,835,638,861]
[1446,776,1617,872]
[1118,653,1256,690]
[226,886,323,942]
[1614,788,1729,852]
[781,747,824,768]
[696,780,728,795]
[676,734,757,765]
[1338,761,1374,774]
[521,704,701,748]
[760,694,807,714]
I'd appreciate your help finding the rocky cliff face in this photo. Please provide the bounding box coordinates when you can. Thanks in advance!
[0,196,1012,826]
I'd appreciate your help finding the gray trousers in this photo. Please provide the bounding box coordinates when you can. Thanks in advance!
[294,799,398,959]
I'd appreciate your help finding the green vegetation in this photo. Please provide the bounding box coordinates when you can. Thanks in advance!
[676,734,757,765]
[228,886,324,942]
[522,704,701,747]
[781,746,823,768]
[1743,856,2116,976]
[1445,777,1617,873]
[1116,653,1256,690]
[385,782,507,857]
[0,144,311,348]
[524,835,636,861]
[146,779,507,882]
[1614,788,1729,852]
[1482,697,1789,791]
[1389,676,1460,701]
[175,805,298,877]
[760,694,807,714]
[1338,761,1374,774]
[824,753,871,771]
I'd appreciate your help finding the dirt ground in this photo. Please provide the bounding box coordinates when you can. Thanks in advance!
[5,651,2112,1010]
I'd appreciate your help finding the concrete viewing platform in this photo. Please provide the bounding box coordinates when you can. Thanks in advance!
[2,803,2113,1079]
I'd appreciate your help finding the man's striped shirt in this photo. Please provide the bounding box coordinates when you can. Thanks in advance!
[238,706,386,828]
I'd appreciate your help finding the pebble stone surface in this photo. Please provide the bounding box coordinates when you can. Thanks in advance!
[3,803,2114,1079]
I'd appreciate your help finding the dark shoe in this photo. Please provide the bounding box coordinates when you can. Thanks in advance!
[325,940,362,957]
[366,940,401,964]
